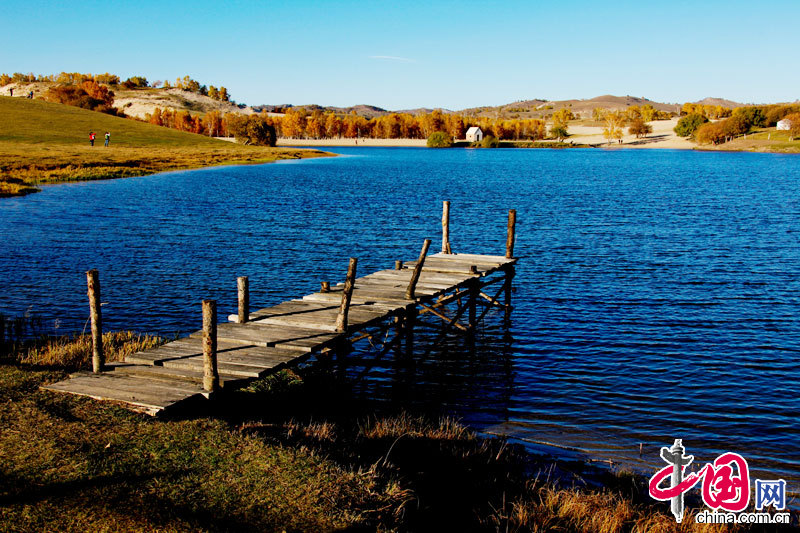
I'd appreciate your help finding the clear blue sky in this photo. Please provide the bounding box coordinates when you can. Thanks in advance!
[2,0,798,110]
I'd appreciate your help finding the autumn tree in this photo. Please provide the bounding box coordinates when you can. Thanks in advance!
[208,85,219,100]
[217,87,230,102]
[552,108,575,126]
[786,113,800,140]
[674,113,708,137]
[628,118,652,138]
[603,112,624,144]
[550,124,569,141]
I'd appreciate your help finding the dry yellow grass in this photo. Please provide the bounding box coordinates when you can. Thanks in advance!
[19,330,164,369]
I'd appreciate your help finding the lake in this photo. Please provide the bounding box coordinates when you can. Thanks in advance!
[2,147,799,492]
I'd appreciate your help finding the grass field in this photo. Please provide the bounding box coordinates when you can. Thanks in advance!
[704,128,800,153]
[2,330,791,531]
[0,96,328,197]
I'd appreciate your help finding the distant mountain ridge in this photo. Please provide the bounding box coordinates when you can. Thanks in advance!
[250,95,760,120]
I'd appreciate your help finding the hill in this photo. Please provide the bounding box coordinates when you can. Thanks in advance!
[695,97,746,109]
[1,81,261,119]
[0,96,326,197]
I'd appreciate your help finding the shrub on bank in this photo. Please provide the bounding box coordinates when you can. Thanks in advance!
[426,131,453,148]
[480,135,500,148]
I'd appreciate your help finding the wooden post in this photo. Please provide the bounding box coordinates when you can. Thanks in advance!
[202,299,219,392]
[468,278,478,331]
[406,239,431,300]
[442,200,452,254]
[237,276,249,324]
[86,269,104,373]
[506,209,517,259]
[395,260,403,270]
[335,258,358,332]
[320,281,330,293]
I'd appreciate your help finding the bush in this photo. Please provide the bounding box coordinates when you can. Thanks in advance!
[674,113,708,137]
[695,122,726,145]
[628,118,652,138]
[480,135,500,148]
[227,115,276,146]
[550,124,569,141]
[426,132,453,148]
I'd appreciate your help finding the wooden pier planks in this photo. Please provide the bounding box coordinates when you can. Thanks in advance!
[42,252,517,415]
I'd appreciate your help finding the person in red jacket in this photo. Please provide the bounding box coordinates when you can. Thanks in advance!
[89,132,96,146]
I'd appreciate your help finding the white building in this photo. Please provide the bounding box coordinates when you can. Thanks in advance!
[777,119,793,131]
[466,126,483,142]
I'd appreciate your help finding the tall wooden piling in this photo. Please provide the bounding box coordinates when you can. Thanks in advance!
[406,239,431,300]
[442,200,452,254]
[320,281,330,293]
[395,260,403,270]
[86,269,104,373]
[202,299,219,392]
[335,258,358,332]
[237,276,249,324]
[506,209,517,259]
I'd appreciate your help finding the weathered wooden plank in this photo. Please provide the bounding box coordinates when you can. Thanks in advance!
[44,373,204,408]
[160,357,273,378]
[110,364,246,388]
[430,252,517,264]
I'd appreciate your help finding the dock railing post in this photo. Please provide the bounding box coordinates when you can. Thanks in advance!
[406,239,431,300]
[202,299,219,392]
[395,260,403,270]
[506,209,517,259]
[237,276,249,324]
[468,272,478,332]
[442,200,452,254]
[335,258,358,333]
[86,269,104,373]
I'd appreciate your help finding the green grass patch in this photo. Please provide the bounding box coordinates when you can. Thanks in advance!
[0,96,330,197]
[1,331,793,531]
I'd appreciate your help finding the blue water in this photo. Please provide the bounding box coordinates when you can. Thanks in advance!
[2,147,799,492]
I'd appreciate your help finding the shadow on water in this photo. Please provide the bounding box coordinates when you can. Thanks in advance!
[214,311,517,429]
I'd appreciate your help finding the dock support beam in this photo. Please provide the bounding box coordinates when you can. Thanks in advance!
[86,269,104,373]
[442,200,452,254]
[202,299,219,392]
[336,258,358,332]
[237,276,249,324]
[506,209,517,259]
[406,239,431,300]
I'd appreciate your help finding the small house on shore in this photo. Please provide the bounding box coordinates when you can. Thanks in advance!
[466,126,483,142]
[777,119,793,131]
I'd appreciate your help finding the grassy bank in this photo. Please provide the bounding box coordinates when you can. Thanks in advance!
[698,128,800,153]
[1,332,795,531]
[0,96,329,197]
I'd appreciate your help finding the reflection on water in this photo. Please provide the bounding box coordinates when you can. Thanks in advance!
[1,147,799,493]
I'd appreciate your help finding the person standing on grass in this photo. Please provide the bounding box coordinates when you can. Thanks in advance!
[104,132,110,147]
[9,88,12,97]
[89,132,95,146]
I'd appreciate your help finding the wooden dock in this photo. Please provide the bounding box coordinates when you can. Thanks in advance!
[43,203,518,416]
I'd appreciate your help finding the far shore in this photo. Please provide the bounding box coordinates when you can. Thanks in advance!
[276,117,697,150]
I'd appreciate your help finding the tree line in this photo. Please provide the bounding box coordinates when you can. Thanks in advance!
[675,104,800,144]
[144,107,552,142]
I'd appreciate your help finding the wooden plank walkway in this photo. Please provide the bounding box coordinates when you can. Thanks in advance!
[43,204,519,416]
